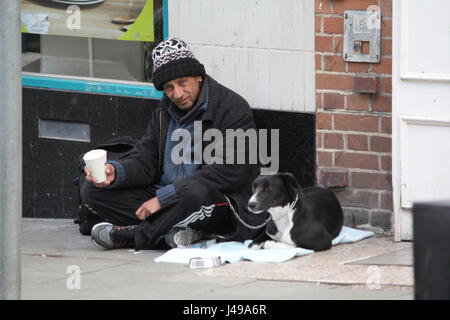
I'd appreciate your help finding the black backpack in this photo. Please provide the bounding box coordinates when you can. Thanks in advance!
[73,136,138,235]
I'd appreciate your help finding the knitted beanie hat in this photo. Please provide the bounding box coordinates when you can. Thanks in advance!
[151,38,206,91]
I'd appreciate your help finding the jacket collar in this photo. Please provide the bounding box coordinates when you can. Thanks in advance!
[200,75,221,122]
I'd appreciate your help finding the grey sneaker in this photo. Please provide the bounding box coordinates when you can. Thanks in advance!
[165,226,203,248]
[91,222,137,250]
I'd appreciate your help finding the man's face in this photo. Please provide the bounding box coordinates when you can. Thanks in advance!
[163,76,203,110]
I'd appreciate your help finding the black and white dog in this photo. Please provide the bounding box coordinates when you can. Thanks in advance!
[248,173,343,251]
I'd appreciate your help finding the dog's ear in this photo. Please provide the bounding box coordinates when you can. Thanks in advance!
[279,173,301,200]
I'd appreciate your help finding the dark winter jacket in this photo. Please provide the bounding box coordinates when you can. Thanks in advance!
[154,76,209,206]
[111,75,269,241]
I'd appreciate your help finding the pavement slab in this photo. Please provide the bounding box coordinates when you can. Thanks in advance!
[348,247,413,266]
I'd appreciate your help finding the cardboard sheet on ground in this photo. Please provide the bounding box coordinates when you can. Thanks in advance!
[154,226,374,264]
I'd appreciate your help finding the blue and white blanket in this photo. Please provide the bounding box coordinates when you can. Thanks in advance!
[154,226,374,264]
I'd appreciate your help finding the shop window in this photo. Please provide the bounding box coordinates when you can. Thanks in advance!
[21,0,164,84]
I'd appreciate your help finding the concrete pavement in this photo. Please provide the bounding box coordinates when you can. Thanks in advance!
[21,218,414,300]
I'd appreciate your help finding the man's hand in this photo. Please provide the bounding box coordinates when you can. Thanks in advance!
[135,197,161,220]
[84,163,116,188]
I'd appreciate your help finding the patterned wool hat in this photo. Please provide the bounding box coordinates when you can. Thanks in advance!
[151,38,206,91]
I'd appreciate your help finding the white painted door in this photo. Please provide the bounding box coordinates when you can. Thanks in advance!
[393,0,450,241]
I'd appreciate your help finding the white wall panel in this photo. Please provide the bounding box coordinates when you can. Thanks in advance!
[168,0,315,112]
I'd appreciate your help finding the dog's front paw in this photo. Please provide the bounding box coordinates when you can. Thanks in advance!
[261,240,278,249]
[262,240,295,250]
[248,241,264,250]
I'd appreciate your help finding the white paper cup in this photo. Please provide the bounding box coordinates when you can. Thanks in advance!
[83,149,107,183]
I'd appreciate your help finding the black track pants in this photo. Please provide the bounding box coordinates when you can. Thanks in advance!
[80,179,236,250]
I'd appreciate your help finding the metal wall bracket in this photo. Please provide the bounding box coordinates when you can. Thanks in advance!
[343,10,381,63]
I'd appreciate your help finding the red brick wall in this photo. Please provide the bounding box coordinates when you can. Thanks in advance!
[315,0,393,233]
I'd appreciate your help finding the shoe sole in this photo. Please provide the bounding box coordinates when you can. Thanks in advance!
[165,229,178,249]
[165,227,203,248]
[91,222,114,250]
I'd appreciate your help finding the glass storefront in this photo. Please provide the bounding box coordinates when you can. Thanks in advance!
[21,0,164,84]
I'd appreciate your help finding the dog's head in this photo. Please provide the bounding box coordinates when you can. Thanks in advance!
[248,172,301,214]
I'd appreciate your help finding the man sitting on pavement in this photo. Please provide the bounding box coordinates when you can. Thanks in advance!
[81,37,269,250]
